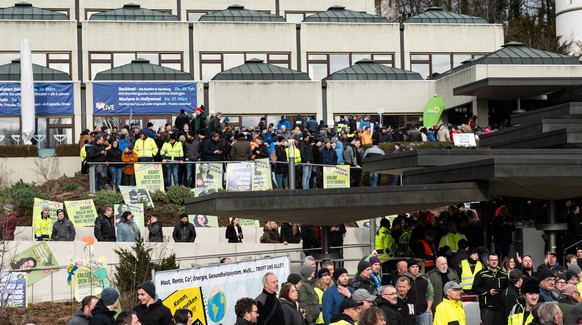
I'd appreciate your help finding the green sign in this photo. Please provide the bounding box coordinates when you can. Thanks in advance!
[422,96,445,128]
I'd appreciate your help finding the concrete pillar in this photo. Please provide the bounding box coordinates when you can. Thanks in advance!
[472,98,489,127]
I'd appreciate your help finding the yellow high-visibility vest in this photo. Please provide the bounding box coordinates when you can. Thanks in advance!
[460,259,482,290]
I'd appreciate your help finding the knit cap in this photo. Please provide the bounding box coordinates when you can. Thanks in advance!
[138,281,156,299]
[101,287,119,306]
[334,267,348,281]
[287,273,302,285]
[300,265,314,278]
[357,260,370,274]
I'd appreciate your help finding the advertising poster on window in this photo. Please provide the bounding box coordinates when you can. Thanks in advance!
[134,163,165,193]
[119,186,154,208]
[32,198,63,239]
[226,162,253,192]
[0,82,74,115]
[155,256,290,325]
[193,162,223,196]
[0,272,27,308]
[64,199,98,227]
[93,82,196,115]
[10,242,58,286]
[323,165,350,189]
[252,158,272,191]
[189,215,218,228]
[114,203,145,227]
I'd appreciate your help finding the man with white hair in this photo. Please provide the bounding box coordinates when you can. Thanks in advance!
[256,272,284,325]
[427,256,460,312]
[537,302,563,325]
[433,281,466,325]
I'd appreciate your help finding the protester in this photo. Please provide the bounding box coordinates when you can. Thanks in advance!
[433,281,465,325]
[262,221,282,243]
[226,217,243,243]
[173,309,192,325]
[298,265,319,325]
[352,289,376,311]
[94,205,116,242]
[68,295,98,325]
[256,272,284,325]
[427,257,460,312]
[172,213,196,242]
[501,269,524,322]
[0,204,17,240]
[377,285,405,325]
[117,211,141,242]
[235,297,259,325]
[472,252,508,325]
[358,307,387,325]
[147,214,163,242]
[329,297,362,325]
[404,258,433,325]
[89,288,120,325]
[351,260,376,295]
[51,208,76,241]
[279,282,304,325]
[114,311,141,325]
[322,267,354,324]
[34,203,52,240]
[133,281,173,325]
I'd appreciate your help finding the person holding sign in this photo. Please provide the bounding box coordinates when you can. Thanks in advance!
[34,204,52,241]
[161,134,184,189]
[51,209,76,241]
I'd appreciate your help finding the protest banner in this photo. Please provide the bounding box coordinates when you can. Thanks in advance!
[114,203,145,227]
[119,186,154,208]
[189,215,219,228]
[32,198,63,238]
[225,162,253,191]
[155,256,290,325]
[323,165,351,189]
[134,163,165,193]
[193,163,223,196]
[10,242,58,286]
[252,158,273,191]
[453,133,477,147]
[73,257,107,302]
[230,218,261,227]
[64,199,98,227]
[0,272,27,308]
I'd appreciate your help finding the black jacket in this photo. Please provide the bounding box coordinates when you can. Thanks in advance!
[377,298,406,325]
[133,299,174,325]
[301,225,320,250]
[87,143,106,162]
[256,289,285,325]
[89,300,115,325]
[148,221,164,242]
[234,317,254,325]
[321,147,338,165]
[472,266,509,310]
[172,222,196,242]
[280,223,301,244]
[226,225,243,243]
[298,140,314,163]
[94,214,116,241]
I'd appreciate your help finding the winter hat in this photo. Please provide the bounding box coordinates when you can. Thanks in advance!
[334,267,348,281]
[338,297,363,312]
[138,281,156,299]
[537,269,555,281]
[569,263,582,275]
[3,204,13,212]
[522,278,540,294]
[287,273,302,285]
[357,260,371,274]
[318,268,330,278]
[101,287,119,306]
[566,270,578,281]
[300,265,314,278]
[369,256,381,266]
[407,258,419,268]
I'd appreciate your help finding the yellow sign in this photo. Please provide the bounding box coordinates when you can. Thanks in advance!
[323,165,350,189]
[162,287,207,325]
[73,257,107,301]
[65,199,98,227]
[135,163,165,193]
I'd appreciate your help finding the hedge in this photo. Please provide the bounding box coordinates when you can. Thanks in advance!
[55,144,80,157]
[0,145,39,157]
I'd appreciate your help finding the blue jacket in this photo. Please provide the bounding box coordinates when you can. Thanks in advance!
[117,220,141,242]
[142,128,157,139]
[322,285,353,325]
[335,142,345,164]
[277,119,291,131]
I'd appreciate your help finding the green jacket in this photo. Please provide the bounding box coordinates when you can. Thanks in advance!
[427,268,460,312]
[298,278,319,325]
[375,226,397,262]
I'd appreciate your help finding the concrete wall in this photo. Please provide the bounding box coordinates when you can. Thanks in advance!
[0,156,81,186]
[7,226,372,302]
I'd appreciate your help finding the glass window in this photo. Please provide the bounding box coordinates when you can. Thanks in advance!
[49,53,70,60]
[248,53,267,61]
[114,53,135,67]
[49,118,73,124]
[432,54,452,74]
[49,128,73,147]
[48,62,70,74]
[91,53,112,60]
[267,116,280,127]
[373,54,393,61]
[411,63,430,80]
[202,63,222,81]
[31,53,47,66]
[269,54,289,61]
[329,54,349,74]
[270,63,289,68]
[0,118,20,145]
[308,63,327,80]
[136,53,159,64]
[241,116,262,129]
[453,54,472,67]
[91,63,112,79]
[223,54,244,70]
[308,54,327,60]
[411,54,429,61]
[352,53,371,63]
[161,53,181,60]
[286,13,304,23]
[162,63,182,70]
[0,53,19,65]
[201,54,221,60]
[94,116,119,131]
[188,12,207,21]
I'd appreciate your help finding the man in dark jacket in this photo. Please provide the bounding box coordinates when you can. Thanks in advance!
[351,260,377,295]
[501,269,523,324]
[52,208,76,241]
[472,252,508,325]
[89,288,119,325]
[134,281,173,325]
[231,133,252,161]
[329,298,362,325]
[147,214,163,242]
[377,285,406,325]
[301,225,320,256]
[68,295,98,325]
[255,272,284,325]
[172,213,196,242]
[87,135,108,190]
[298,134,314,189]
[174,109,190,131]
[0,204,17,240]
[234,297,259,325]
[298,265,319,325]
[94,205,116,242]
[183,131,202,187]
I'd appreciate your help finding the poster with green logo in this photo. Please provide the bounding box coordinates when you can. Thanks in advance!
[422,96,445,128]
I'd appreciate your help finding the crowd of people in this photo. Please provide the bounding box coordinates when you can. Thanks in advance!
[81,108,497,191]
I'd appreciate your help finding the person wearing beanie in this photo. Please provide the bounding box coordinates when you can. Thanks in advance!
[298,265,319,325]
[351,260,376,295]
[472,252,508,325]
[404,257,434,325]
[537,269,558,302]
[288,273,302,287]
[121,144,138,186]
[172,213,196,242]
[0,204,17,240]
[134,130,158,162]
[508,278,539,325]
[565,270,579,286]
[89,288,119,325]
[375,218,394,284]
[458,247,483,293]
[501,269,524,323]
[134,281,173,325]
[34,203,52,241]
[366,255,382,289]
[322,267,354,324]
[51,208,76,241]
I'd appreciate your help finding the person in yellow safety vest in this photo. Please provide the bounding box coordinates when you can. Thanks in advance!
[34,204,52,240]
[160,135,184,188]
[314,268,334,325]
[459,248,483,293]
[433,281,466,325]
[285,140,301,164]
[329,297,362,325]
[439,221,467,253]
[134,130,158,162]
[507,278,539,325]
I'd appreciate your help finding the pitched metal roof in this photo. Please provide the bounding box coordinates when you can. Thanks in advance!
[199,4,285,22]
[303,5,388,23]
[406,7,487,24]
[0,2,68,20]
[89,3,178,21]
[434,42,582,79]
[0,59,71,81]
[212,58,310,81]
[324,59,423,80]
[93,58,192,80]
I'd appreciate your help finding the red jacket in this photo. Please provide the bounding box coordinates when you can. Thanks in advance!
[0,213,17,240]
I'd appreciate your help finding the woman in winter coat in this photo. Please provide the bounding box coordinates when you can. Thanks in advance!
[279,283,305,325]
[117,211,141,242]
[262,221,281,243]
[106,140,123,190]
[280,223,302,244]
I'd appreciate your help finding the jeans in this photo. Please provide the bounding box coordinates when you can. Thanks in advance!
[185,163,194,187]
[164,163,179,188]
[108,166,122,189]
[302,163,312,189]
[415,312,431,325]
[276,172,289,189]
[369,172,379,187]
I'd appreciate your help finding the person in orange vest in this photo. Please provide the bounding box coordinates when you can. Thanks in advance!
[414,228,438,272]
